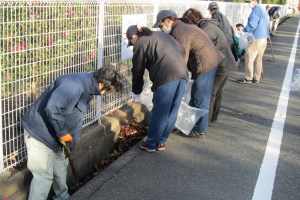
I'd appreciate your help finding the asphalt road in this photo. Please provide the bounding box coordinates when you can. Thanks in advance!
[71,16,300,200]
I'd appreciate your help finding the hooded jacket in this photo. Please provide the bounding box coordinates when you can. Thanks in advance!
[131,31,189,94]
[22,72,100,151]
[170,20,224,78]
[197,18,236,75]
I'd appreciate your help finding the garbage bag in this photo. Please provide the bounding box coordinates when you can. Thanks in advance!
[239,32,254,49]
[291,68,300,91]
[139,81,208,136]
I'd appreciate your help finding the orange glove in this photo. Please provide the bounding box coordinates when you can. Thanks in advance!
[59,133,73,143]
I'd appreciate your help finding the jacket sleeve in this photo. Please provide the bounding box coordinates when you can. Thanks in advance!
[244,9,261,33]
[173,32,191,64]
[131,45,146,94]
[44,79,81,138]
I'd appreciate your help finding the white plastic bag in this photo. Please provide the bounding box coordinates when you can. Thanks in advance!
[139,81,208,136]
[239,32,254,49]
[291,69,300,91]
[175,102,207,135]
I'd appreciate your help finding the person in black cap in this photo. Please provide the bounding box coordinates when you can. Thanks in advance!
[153,10,224,138]
[266,5,281,36]
[126,24,189,152]
[208,2,238,63]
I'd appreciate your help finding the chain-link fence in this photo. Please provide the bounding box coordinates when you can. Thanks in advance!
[0,0,289,173]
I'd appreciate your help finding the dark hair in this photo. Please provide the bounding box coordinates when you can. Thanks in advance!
[236,23,244,28]
[136,27,153,37]
[93,64,124,93]
[182,8,203,25]
[162,16,178,22]
[180,17,193,24]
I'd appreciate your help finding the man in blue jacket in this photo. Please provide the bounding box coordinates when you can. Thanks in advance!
[22,65,123,200]
[236,0,269,84]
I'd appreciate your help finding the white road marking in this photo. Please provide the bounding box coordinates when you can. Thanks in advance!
[252,18,300,200]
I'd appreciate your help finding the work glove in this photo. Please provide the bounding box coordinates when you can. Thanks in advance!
[60,133,73,159]
[132,93,141,103]
[60,133,74,143]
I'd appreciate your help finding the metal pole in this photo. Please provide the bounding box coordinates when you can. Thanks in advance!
[96,0,105,120]
[0,54,3,172]
[269,37,275,61]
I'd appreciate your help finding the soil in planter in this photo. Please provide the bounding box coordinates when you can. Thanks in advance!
[69,119,148,193]
[95,119,148,173]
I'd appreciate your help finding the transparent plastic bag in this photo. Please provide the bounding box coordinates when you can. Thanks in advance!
[139,81,208,136]
[239,32,254,49]
[175,102,207,135]
[291,69,300,91]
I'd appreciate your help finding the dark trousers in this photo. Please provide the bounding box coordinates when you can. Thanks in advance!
[190,67,217,133]
[209,73,229,123]
[146,79,186,148]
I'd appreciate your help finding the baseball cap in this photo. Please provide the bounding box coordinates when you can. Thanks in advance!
[126,25,138,47]
[152,9,178,28]
[208,2,219,10]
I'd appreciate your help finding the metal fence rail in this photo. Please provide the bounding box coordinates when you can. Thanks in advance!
[0,0,289,173]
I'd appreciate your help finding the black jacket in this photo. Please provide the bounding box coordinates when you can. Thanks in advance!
[131,31,189,94]
[269,6,281,20]
[197,18,236,75]
[211,10,238,61]
[211,10,234,46]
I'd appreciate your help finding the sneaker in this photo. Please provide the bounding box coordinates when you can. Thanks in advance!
[156,143,166,151]
[140,141,156,153]
[236,78,252,84]
[252,79,259,83]
[188,130,206,138]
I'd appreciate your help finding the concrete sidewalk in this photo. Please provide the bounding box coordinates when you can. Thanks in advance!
[70,16,300,200]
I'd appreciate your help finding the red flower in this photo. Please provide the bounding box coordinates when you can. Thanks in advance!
[48,40,53,46]
[15,45,21,51]
[4,73,10,79]
[63,30,68,36]
[29,13,37,21]
[15,41,26,51]
[21,41,26,49]
[65,9,75,15]
[91,50,97,59]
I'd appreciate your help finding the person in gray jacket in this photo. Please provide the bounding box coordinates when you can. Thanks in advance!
[153,10,224,137]
[182,8,236,123]
[22,65,123,200]
[208,2,238,62]
[126,25,189,152]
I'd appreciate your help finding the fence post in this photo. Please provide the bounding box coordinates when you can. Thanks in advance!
[0,55,3,172]
[153,2,159,27]
[96,0,105,119]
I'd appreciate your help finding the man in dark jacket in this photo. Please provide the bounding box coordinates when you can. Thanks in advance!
[22,65,123,200]
[266,5,281,36]
[182,8,236,123]
[208,2,238,62]
[126,25,188,152]
[153,10,224,137]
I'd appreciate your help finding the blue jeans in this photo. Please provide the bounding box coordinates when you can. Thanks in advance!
[190,67,217,133]
[146,79,186,149]
[24,130,69,200]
